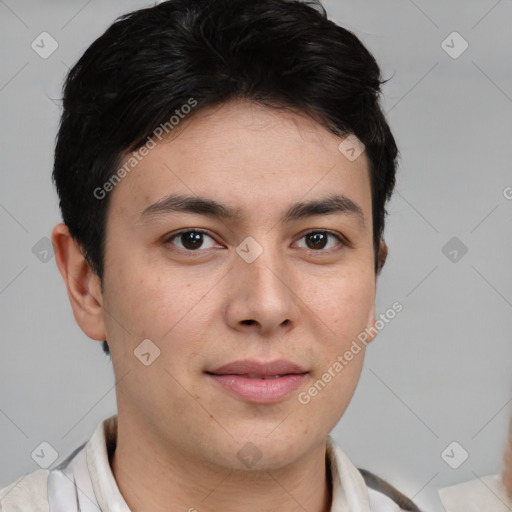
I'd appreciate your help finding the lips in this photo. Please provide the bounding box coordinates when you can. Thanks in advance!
[207,359,308,378]
[206,359,309,403]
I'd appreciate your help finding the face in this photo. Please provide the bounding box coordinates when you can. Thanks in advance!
[95,99,379,470]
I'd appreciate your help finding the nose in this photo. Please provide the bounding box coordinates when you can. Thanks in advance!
[224,241,299,337]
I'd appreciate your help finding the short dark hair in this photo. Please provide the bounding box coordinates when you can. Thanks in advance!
[52,0,399,358]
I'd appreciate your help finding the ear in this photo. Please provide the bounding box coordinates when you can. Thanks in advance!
[365,239,388,344]
[364,302,377,344]
[51,223,106,341]
[376,238,388,275]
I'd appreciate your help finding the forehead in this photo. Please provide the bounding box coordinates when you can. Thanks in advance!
[107,99,372,227]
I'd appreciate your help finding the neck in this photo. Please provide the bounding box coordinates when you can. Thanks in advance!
[109,414,332,512]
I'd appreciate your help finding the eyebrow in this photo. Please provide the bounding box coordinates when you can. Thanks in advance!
[137,193,365,226]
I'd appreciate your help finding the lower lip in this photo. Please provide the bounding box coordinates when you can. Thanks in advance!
[207,373,308,404]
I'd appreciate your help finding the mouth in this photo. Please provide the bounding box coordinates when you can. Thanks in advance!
[207,358,308,376]
[214,374,294,379]
[205,359,308,404]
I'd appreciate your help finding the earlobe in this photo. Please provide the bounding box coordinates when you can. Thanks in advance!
[377,239,388,275]
[51,223,107,341]
[365,302,377,344]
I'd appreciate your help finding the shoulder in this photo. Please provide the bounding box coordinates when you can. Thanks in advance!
[0,469,49,512]
[439,473,511,512]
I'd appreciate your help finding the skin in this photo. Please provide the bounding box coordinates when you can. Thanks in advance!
[52,98,387,512]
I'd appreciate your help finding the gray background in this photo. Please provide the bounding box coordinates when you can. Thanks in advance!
[1,1,511,511]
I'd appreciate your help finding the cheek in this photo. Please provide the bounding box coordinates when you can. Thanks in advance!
[102,256,220,356]
[297,337,366,440]
[101,258,170,344]
[301,267,375,333]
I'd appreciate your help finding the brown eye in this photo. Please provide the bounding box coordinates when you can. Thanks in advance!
[296,230,345,251]
[165,230,218,251]
[305,232,328,250]
[180,231,204,250]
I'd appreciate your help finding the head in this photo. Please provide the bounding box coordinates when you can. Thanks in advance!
[52,0,398,471]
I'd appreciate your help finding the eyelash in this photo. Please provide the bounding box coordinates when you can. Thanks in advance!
[163,228,350,254]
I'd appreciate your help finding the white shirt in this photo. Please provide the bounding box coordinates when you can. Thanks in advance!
[439,474,512,512]
[0,414,416,512]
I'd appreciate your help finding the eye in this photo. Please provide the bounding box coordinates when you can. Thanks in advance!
[164,228,349,254]
[295,230,347,251]
[164,229,220,252]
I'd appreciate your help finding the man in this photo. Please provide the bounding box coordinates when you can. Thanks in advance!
[0,0,420,510]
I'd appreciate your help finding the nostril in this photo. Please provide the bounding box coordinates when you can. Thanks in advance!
[242,320,256,325]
